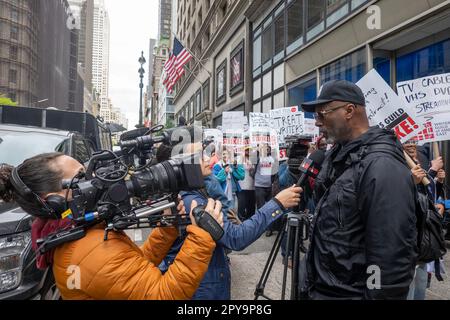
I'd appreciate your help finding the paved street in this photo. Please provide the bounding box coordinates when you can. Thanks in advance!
[230,234,450,300]
[128,229,450,300]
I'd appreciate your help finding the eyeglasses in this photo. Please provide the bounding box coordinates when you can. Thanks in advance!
[314,103,351,120]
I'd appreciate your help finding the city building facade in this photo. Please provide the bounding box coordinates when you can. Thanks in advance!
[246,0,450,175]
[173,0,251,127]
[93,0,110,118]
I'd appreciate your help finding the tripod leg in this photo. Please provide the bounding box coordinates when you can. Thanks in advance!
[281,221,294,300]
[254,218,286,300]
[291,222,301,300]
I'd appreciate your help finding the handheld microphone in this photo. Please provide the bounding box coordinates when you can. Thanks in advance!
[296,150,326,188]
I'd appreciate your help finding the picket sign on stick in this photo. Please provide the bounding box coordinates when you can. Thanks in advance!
[403,151,431,186]
[397,72,450,144]
[356,69,421,143]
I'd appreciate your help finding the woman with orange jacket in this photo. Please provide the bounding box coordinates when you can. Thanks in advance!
[0,153,223,300]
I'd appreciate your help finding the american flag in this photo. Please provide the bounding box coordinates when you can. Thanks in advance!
[163,37,193,93]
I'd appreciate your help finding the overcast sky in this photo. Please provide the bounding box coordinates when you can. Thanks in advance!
[106,0,158,128]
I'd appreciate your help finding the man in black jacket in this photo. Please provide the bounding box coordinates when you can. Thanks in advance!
[300,80,417,300]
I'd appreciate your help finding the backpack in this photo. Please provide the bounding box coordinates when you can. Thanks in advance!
[348,142,447,264]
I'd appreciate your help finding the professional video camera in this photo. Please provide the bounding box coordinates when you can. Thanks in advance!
[284,135,312,175]
[37,126,224,254]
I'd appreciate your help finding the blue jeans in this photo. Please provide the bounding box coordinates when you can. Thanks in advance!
[407,263,427,300]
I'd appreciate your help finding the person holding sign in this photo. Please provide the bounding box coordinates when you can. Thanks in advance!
[300,79,417,300]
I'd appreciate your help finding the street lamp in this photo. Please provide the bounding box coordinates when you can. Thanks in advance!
[138,51,146,128]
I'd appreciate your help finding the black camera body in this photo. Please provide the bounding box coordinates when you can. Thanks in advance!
[38,126,225,252]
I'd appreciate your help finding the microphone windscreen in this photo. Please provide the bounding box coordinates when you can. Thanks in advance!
[309,150,326,169]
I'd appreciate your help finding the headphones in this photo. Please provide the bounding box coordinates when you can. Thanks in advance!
[10,165,67,219]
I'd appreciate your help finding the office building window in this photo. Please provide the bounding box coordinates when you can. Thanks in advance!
[253,78,261,101]
[262,71,272,96]
[307,0,325,40]
[216,60,226,105]
[196,89,201,114]
[396,38,450,82]
[10,26,19,40]
[326,0,349,27]
[190,99,194,121]
[10,8,18,21]
[262,97,272,113]
[230,41,244,95]
[10,46,18,60]
[273,91,285,109]
[287,0,304,54]
[9,69,17,84]
[274,4,285,62]
[193,94,197,116]
[203,79,210,110]
[253,34,262,76]
[261,18,273,66]
[320,48,366,84]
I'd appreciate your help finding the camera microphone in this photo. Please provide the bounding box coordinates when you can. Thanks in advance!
[295,150,326,188]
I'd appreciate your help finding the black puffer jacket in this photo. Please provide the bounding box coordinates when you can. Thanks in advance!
[304,127,417,300]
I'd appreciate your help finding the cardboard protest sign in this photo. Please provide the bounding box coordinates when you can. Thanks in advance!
[356,69,421,143]
[397,73,450,143]
[223,111,248,130]
[249,112,271,129]
[270,106,305,145]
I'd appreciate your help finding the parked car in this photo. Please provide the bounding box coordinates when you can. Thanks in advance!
[0,106,112,300]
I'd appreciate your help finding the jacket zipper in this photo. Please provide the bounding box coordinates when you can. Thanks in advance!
[337,194,344,228]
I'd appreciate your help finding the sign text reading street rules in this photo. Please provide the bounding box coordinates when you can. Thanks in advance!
[357,69,420,143]
[397,73,450,143]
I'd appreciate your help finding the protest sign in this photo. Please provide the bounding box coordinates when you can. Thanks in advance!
[397,73,450,143]
[270,106,305,145]
[356,69,421,143]
[223,111,248,130]
[249,112,271,129]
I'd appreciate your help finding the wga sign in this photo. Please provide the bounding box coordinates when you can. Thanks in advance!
[66,7,81,31]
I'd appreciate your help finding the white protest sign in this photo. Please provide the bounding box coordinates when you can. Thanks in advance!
[223,111,248,130]
[270,106,305,145]
[397,73,450,143]
[356,69,421,143]
[249,112,271,129]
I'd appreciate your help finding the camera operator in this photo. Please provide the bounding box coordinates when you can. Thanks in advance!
[300,80,417,300]
[159,126,303,300]
[0,153,223,300]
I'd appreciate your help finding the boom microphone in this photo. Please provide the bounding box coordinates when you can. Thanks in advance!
[296,150,326,188]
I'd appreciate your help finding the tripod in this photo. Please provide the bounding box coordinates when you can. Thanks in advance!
[254,211,310,300]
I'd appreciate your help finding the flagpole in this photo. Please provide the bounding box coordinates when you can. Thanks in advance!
[172,32,212,77]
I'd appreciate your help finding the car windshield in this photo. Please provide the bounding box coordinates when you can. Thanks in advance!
[0,129,68,166]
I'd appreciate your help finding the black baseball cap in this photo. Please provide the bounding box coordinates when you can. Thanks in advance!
[301,79,366,113]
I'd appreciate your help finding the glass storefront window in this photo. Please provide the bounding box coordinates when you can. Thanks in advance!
[374,57,391,86]
[320,48,366,84]
[288,73,316,119]
[396,38,450,82]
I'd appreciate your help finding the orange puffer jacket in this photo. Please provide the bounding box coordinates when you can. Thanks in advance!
[52,224,216,300]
